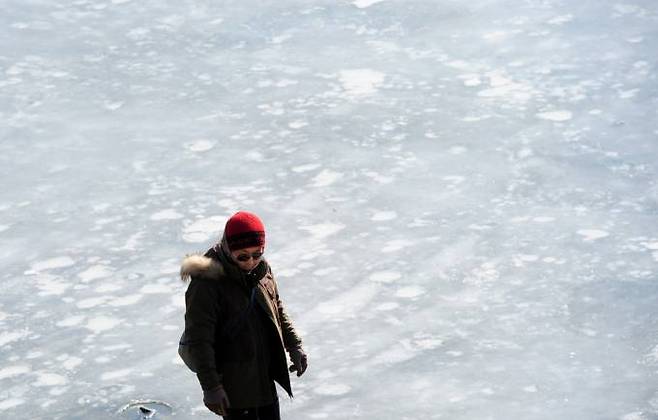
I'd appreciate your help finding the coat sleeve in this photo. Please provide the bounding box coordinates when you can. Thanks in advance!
[273,279,303,351]
[184,277,223,390]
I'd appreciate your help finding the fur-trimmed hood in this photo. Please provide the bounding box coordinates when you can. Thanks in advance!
[180,254,225,281]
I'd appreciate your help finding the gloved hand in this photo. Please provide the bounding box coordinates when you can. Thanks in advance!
[288,347,308,377]
[203,384,230,417]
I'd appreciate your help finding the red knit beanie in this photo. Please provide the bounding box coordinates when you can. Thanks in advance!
[224,211,266,251]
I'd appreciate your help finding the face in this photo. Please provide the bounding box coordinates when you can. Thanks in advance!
[230,245,264,272]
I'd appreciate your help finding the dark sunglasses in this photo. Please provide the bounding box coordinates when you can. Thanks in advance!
[235,251,264,262]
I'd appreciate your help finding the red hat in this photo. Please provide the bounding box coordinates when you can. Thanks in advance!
[224,211,266,251]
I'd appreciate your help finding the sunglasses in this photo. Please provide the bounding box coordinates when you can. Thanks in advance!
[235,251,264,262]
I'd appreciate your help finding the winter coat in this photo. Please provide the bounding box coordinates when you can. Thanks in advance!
[179,244,303,409]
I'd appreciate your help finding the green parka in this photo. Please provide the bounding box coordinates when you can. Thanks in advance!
[180,244,303,408]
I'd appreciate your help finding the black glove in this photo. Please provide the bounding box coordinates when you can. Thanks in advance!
[288,347,308,377]
[203,384,230,416]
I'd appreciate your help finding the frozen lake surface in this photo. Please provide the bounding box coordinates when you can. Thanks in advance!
[1,0,657,419]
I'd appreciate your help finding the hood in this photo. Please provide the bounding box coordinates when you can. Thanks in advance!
[180,254,225,281]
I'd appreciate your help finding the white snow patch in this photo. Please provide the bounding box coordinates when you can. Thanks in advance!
[449,146,468,155]
[95,283,122,293]
[547,14,573,25]
[482,31,509,42]
[104,101,123,111]
[396,286,425,298]
[310,169,342,187]
[381,239,414,253]
[292,163,322,173]
[101,368,132,381]
[0,330,27,346]
[536,110,573,122]
[76,297,109,309]
[305,283,379,325]
[85,316,122,333]
[619,89,639,99]
[613,4,643,15]
[0,365,30,380]
[56,315,85,327]
[443,175,466,184]
[62,357,83,371]
[620,412,648,420]
[577,229,610,241]
[151,209,183,220]
[533,216,555,223]
[446,60,477,71]
[477,71,534,102]
[314,383,351,396]
[186,140,215,152]
[116,231,144,251]
[299,223,345,239]
[353,0,386,8]
[108,294,143,306]
[288,120,308,129]
[182,215,225,243]
[369,271,401,284]
[77,265,113,282]
[339,69,385,96]
[375,302,400,311]
[371,211,397,221]
[33,373,67,387]
[0,399,25,411]
[140,283,171,294]
[35,275,70,296]
[27,256,75,273]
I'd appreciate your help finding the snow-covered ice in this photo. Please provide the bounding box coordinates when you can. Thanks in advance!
[1,0,657,419]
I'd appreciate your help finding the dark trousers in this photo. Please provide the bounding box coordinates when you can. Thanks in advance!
[223,399,280,420]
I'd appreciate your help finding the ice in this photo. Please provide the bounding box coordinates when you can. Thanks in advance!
[150,209,184,221]
[352,0,387,8]
[0,365,30,380]
[27,257,75,273]
[32,373,67,387]
[0,399,25,411]
[298,223,345,239]
[536,110,573,121]
[371,211,397,221]
[338,69,386,96]
[85,317,122,333]
[395,285,426,298]
[309,169,343,187]
[0,331,27,347]
[369,271,401,283]
[139,283,172,294]
[100,369,132,381]
[77,265,113,282]
[182,216,225,243]
[2,0,657,419]
[56,316,86,328]
[313,383,351,396]
[577,229,610,241]
[185,140,215,152]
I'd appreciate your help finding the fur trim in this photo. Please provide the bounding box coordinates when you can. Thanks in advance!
[180,254,224,281]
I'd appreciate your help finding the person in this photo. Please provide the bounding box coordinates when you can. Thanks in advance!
[179,211,308,419]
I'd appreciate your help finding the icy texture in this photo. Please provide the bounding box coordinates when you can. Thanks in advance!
[1,0,657,419]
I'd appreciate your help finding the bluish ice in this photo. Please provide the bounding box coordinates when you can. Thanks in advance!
[1,0,657,419]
